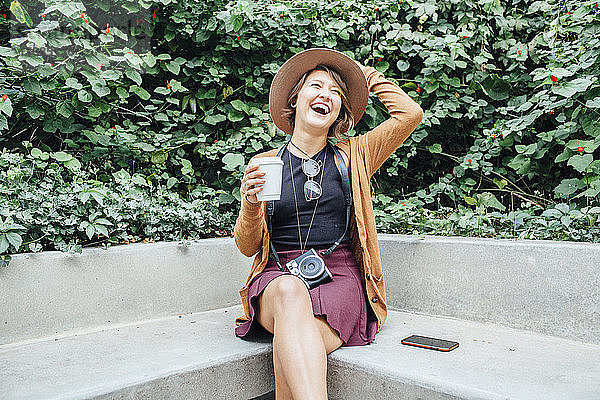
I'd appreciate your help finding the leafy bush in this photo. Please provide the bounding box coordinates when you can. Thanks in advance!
[0,0,599,266]
[0,147,234,267]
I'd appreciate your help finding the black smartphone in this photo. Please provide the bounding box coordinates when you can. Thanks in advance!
[401,335,459,352]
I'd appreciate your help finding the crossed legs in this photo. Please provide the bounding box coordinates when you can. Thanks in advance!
[256,275,343,400]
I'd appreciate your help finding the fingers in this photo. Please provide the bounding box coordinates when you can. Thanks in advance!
[241,163,266,200]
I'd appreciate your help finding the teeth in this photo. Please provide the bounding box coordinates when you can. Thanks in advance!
[311,104,329,115]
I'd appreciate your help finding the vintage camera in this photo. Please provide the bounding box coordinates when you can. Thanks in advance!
[285,248,333,290]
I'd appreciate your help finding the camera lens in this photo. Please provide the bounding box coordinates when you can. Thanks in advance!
[299,255,324,279]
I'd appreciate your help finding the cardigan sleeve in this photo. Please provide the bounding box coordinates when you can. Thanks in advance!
[233,157,266,257]
[358,66,424,177]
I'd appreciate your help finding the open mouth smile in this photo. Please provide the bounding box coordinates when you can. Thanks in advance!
[310,102,330,116]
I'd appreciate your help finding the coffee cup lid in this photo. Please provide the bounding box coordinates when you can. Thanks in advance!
[252,157,283,165]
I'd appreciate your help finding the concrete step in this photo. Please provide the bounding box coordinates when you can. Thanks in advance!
[2,305,599,400]
[0,306,273,400]
[328,307,600,400]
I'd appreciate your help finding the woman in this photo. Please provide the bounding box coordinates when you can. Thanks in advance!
[234,48,424,399]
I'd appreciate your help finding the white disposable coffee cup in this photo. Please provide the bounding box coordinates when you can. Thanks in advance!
[251,157,284,201]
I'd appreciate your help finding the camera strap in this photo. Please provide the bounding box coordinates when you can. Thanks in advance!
[266,141,352,271]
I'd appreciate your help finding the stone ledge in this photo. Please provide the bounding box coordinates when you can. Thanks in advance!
[2,305,599,400]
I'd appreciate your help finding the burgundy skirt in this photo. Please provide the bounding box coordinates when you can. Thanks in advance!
[235,243,378,346]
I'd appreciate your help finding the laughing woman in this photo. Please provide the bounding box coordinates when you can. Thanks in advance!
[234,48,424,399]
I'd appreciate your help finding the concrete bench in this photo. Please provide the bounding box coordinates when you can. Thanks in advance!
[1,236,599,399]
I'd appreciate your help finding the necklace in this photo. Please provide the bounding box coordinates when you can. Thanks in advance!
[289,140,326,159]
[288,146,327,252]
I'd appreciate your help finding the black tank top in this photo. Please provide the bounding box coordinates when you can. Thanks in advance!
[271,144,350,249]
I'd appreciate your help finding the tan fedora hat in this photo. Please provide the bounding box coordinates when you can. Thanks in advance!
[269,48,369,135]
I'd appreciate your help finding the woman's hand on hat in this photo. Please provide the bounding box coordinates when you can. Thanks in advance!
[241,163,266,204]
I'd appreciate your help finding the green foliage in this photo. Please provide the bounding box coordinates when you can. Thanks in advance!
[0,149,235,263]
[1,0,599,262]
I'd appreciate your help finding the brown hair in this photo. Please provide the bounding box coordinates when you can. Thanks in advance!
[280,64,354,140]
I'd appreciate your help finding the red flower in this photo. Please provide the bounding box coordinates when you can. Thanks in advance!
[578,146,584,153]
[463,35,468,38]
[152,12,157,19]
[491,133,496,138]
[567,11,570,15]
[468,159,472,164]
[113,126,116,129]
[518,50,522,55]
[375,7,379,11]
[80,13,85,18]
[2,95,7,101]
[136,18,139,25]
[214,140,218,144]
[166,83,171,89]
[280,13,284,17]
[83,18,87,23]
[550,75,558,82]
[42,14,46,18]
[236,36,240,40]
[361,28,364,31]
[106,28,110,34]
[377,57,382,61]
[2,14,6,18]
[416,87,421,93]
[549,110,554,115]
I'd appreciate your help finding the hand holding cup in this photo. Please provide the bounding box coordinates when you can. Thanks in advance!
[241,157,284,203]
[241,163,266,204]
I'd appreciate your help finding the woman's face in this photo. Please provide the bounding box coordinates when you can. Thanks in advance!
[293,69,343,134]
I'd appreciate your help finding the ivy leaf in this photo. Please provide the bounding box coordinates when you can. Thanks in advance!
[427,143,442,153]
[167,177,177,189]
[554,178,581,197]
[222,153,245,171]
[227,108,245,122]
[10,0,33,28]
[205,114,226,125]
[77,90,92,103]
[5,232,22,251]
[586,97,600,109]
[65,78,83,90]
[567,154,593,172]
[52,151,73,162]
[552,78,594,98]
[85,224,95,240]
[37,20,59,32]
[125,69,142,85]
[92,85,110,97]
[0,235,9,253]
[481,74,510,100]
[166,61,180,75]
[130,85,150,100]
[464,196,477,205]
[96,224,109,237]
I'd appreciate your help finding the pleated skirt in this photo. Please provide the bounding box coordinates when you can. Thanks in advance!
[235,243,378,346]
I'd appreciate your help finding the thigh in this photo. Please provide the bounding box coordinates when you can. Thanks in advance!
[314,315,343,354]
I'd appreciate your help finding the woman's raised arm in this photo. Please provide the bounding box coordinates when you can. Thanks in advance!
[357,64,424,177]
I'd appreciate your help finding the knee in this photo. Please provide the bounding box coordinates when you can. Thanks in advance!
[270,276,310,313]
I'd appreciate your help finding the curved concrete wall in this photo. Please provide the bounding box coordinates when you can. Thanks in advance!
[1,239,252,345]
[2,235,598,345]
[379,235,600,345]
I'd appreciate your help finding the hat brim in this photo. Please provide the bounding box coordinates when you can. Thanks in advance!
[269,48,368,136]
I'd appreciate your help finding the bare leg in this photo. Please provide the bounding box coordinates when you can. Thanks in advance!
[257,275,343,400]
[273,344,293,400]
